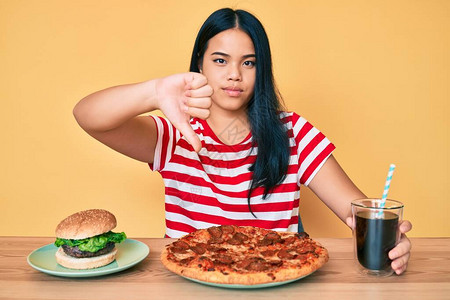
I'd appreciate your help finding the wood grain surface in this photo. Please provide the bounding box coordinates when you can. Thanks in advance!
[0,237,449,300]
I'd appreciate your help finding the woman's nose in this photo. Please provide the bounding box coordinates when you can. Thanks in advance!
[227,64,242,81]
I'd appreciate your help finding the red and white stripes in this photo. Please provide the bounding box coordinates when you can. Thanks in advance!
[149,112,335,238]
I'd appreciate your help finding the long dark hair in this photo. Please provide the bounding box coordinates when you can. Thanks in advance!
[189,8,290,217]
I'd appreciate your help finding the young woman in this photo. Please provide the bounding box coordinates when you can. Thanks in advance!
[73,8,412,275]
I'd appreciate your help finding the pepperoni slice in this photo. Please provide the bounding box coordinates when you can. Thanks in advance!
[190,243,207,255]
[235,257,266,270]
[207,226,223,238]
[269,260,283,267]
[172,241,190,250]
[283,236,297,245]
[206,245,218,252]
[221,225,235,234]
[227,238,242,245]
[212,254,233,265]
[277,249,297,259]
[207,237,224,244]
[179,257,194,265]
[265,232,281,240]
[247,261,269,271]
[257,238,273,246]
[261,249,278,257]
[233,232,249,242]
[236,258,253,269]
[170,246,188,254]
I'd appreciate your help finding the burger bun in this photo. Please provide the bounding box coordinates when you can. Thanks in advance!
[55,247,117,269]
[56,209,117,240]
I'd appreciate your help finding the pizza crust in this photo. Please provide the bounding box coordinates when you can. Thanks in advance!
[162,248,327,285]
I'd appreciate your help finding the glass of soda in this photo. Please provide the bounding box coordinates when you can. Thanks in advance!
[351,199,403,277]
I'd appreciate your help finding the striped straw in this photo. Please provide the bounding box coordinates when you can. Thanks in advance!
[379,164,396,213]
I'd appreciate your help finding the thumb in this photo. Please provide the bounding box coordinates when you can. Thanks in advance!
[176,121,202,153]
[399,220,413,234]
[183,72,197,90]
[184,72,207,90]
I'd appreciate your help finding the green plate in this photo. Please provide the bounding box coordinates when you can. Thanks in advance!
[180,271,315,289]
[27,239,149,277]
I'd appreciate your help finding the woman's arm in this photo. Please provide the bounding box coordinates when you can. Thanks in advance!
[307,155,366,222]
[308,155,412,275]
[73,73,212,162]
[73,80,159,163]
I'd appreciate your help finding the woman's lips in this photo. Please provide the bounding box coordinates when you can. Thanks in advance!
[223,87,243,97]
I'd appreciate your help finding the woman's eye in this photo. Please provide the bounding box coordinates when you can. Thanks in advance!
[214,59,226,64]
[243,61,255,67]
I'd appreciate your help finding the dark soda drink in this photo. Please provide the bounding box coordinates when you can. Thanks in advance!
[355,211,398,270]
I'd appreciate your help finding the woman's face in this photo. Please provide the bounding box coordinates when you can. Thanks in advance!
[200,28,256,115]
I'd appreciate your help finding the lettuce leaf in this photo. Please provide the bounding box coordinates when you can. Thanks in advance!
[55,231,127,253]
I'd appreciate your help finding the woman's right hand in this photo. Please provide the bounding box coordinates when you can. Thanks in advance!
[73,72,212,163]
[155,73,213,152]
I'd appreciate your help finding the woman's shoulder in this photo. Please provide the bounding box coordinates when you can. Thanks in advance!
[278,111,304,126]
[278,111,321,139]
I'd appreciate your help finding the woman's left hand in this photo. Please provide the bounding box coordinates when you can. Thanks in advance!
[388,220,413,275]
[346,218,413,275]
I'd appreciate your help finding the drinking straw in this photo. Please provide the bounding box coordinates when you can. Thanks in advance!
[378,164,396,216]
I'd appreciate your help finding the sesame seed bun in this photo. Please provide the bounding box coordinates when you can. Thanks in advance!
[55,209,117,240]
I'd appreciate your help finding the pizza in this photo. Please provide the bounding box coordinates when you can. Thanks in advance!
[160,225,328,285]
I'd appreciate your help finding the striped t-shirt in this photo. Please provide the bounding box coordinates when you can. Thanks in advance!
[149,112,335,238]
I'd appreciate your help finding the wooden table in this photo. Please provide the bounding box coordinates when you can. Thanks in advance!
[0,237,449,300]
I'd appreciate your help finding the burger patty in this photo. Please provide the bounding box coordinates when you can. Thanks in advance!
[61,242,115,258]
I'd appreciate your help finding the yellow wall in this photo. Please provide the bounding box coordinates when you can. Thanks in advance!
[1,0,448,238]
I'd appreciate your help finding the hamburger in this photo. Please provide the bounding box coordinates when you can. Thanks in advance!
[54,209,126,269]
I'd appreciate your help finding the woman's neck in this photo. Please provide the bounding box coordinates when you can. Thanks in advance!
[206,107,250,145]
